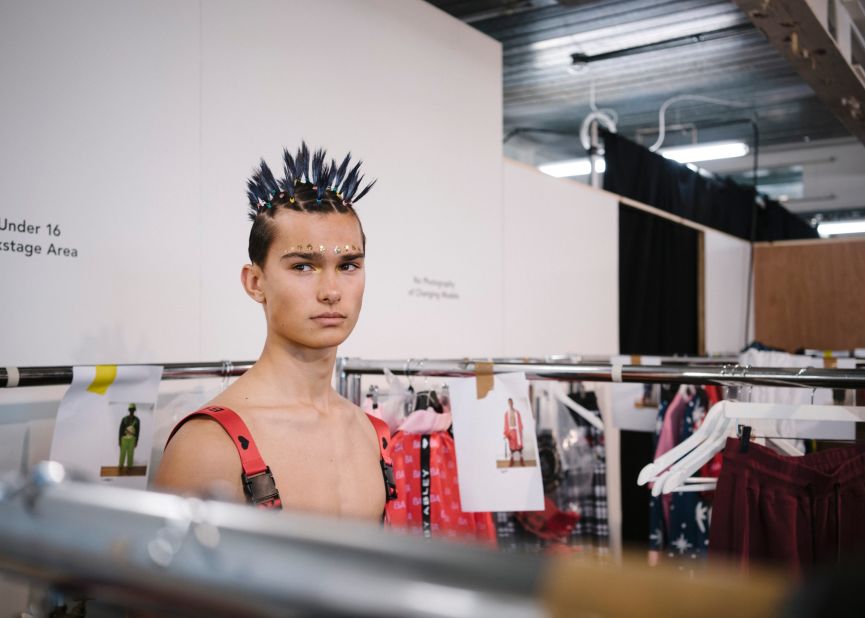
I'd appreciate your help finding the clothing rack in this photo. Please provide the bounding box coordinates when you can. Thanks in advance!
[0,361,255,388]
[335,358,865,405]
[0,355,733,388]
[0,463,542,618]
[3,357,862,393]
[0,463,789,618]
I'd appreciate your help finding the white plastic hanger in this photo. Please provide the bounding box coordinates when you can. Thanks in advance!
[553,390,605,431]
[636,399,727,486]
[657,402,865,494]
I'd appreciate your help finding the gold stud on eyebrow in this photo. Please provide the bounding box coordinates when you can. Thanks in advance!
[319,245,326,254]
[306,244,313,252]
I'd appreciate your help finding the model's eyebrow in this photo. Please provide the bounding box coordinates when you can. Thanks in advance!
[339,252,365,261]
[280,251,320,261]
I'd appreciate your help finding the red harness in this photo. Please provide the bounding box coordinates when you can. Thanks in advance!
[165,405,397,511]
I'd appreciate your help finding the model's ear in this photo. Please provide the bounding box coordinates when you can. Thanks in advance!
[241,263,266,303]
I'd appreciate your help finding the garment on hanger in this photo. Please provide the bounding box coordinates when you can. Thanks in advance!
[648,386,717,565]
[397,408,453,434]
[709,438,865,573]
[555,390,609,553]
[386,417,496,544]
[495,386,607,555]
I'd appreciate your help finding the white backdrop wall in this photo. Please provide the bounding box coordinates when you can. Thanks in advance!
[0,0,504,368]
[502,161,620,356]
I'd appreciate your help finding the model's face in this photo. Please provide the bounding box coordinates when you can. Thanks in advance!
[253,210,365,350]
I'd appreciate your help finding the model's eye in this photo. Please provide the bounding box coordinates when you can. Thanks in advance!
[291,263,314,272]
[339,262,361,272]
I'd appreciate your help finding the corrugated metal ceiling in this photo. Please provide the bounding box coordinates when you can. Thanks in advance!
[425,0,851,164]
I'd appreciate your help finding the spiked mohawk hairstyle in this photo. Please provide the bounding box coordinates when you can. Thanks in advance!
[246,141,376,220]
[246,141,375,265]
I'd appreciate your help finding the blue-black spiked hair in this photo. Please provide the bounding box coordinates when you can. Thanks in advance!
[246,141,375,221]
[246,141,374,265]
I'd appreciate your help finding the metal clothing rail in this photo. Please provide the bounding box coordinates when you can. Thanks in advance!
[0,361,255,388]
[4,357,864,393]
[0,463,788,618]
[0,463,543,618]
[335,358,865,404]
[0,355,736,389]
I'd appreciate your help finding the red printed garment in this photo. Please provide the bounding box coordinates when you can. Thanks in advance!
[385,430,496,545]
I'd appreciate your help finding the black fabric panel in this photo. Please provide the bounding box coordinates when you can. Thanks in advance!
[618,203,699,356]
[620,430,655,547]
[602,131,817,242]
[618,202,699,550]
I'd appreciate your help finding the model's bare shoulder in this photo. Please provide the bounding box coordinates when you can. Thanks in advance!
[340,397,381,454]
[152,417,245,503]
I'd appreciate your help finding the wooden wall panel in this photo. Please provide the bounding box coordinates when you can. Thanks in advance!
[754,238,865,351]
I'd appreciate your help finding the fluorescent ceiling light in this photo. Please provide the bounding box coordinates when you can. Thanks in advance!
[538,158,606,178]
[817,219,865,238]
[660,141,749,163]
[538,140,749,179]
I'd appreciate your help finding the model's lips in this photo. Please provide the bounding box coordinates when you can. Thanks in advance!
[312,312,346,319]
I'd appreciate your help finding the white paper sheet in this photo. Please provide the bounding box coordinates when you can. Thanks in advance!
[50,365,163,489]
[448,372,544,512]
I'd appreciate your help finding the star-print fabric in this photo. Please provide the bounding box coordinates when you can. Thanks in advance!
[385,430,496,544]
[648,386,715,566]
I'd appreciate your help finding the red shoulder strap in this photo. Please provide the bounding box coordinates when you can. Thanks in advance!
[365,413,392,464]
[166,405,281,509]
[366,413,397,504]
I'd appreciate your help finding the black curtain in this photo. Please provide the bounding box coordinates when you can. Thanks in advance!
[603,131,818,242]
[618,202,700,548]
[618,204,699,356]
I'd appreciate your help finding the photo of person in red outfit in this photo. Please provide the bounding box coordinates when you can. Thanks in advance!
[503,398,525,466]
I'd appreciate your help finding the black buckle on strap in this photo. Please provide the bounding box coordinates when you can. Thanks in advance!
[381,459,398,501]
[242,467,281,506]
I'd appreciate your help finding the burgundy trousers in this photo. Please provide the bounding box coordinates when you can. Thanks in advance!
[709,437,865,573]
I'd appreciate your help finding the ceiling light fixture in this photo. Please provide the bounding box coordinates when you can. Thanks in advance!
[538,140,749,178]
[538,158,605,178]
[661,141,749,163]
[817,219,865,237]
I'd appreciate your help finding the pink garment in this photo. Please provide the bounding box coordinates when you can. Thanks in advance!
[398,408,453,435]
[654,390,689,460]
[504,409,524,452]
[653,388,694,527]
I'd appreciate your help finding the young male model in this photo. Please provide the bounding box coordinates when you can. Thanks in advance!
[156,144,393,521]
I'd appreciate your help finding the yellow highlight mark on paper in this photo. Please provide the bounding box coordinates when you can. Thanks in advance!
[87,365,117,395]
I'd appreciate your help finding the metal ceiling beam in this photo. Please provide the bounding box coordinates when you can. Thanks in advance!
[734,0,865,146]
[570,22,753,64]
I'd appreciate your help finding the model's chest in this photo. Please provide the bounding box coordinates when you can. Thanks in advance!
[246,419,385,520]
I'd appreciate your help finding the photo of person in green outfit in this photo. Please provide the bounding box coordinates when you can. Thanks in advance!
[118,403,140,469]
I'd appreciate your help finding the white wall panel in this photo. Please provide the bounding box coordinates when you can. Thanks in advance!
[704,230,751,354]
[197,0,504,360]
[502,161,619,356]
[0,1,201,366]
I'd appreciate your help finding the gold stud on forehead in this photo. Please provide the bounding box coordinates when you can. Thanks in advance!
[344,245,351,253]
[306,244,313,252]
[319,245,326,254]
[334,246,342,255]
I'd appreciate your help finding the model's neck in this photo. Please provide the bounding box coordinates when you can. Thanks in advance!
[252,336,339,409]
